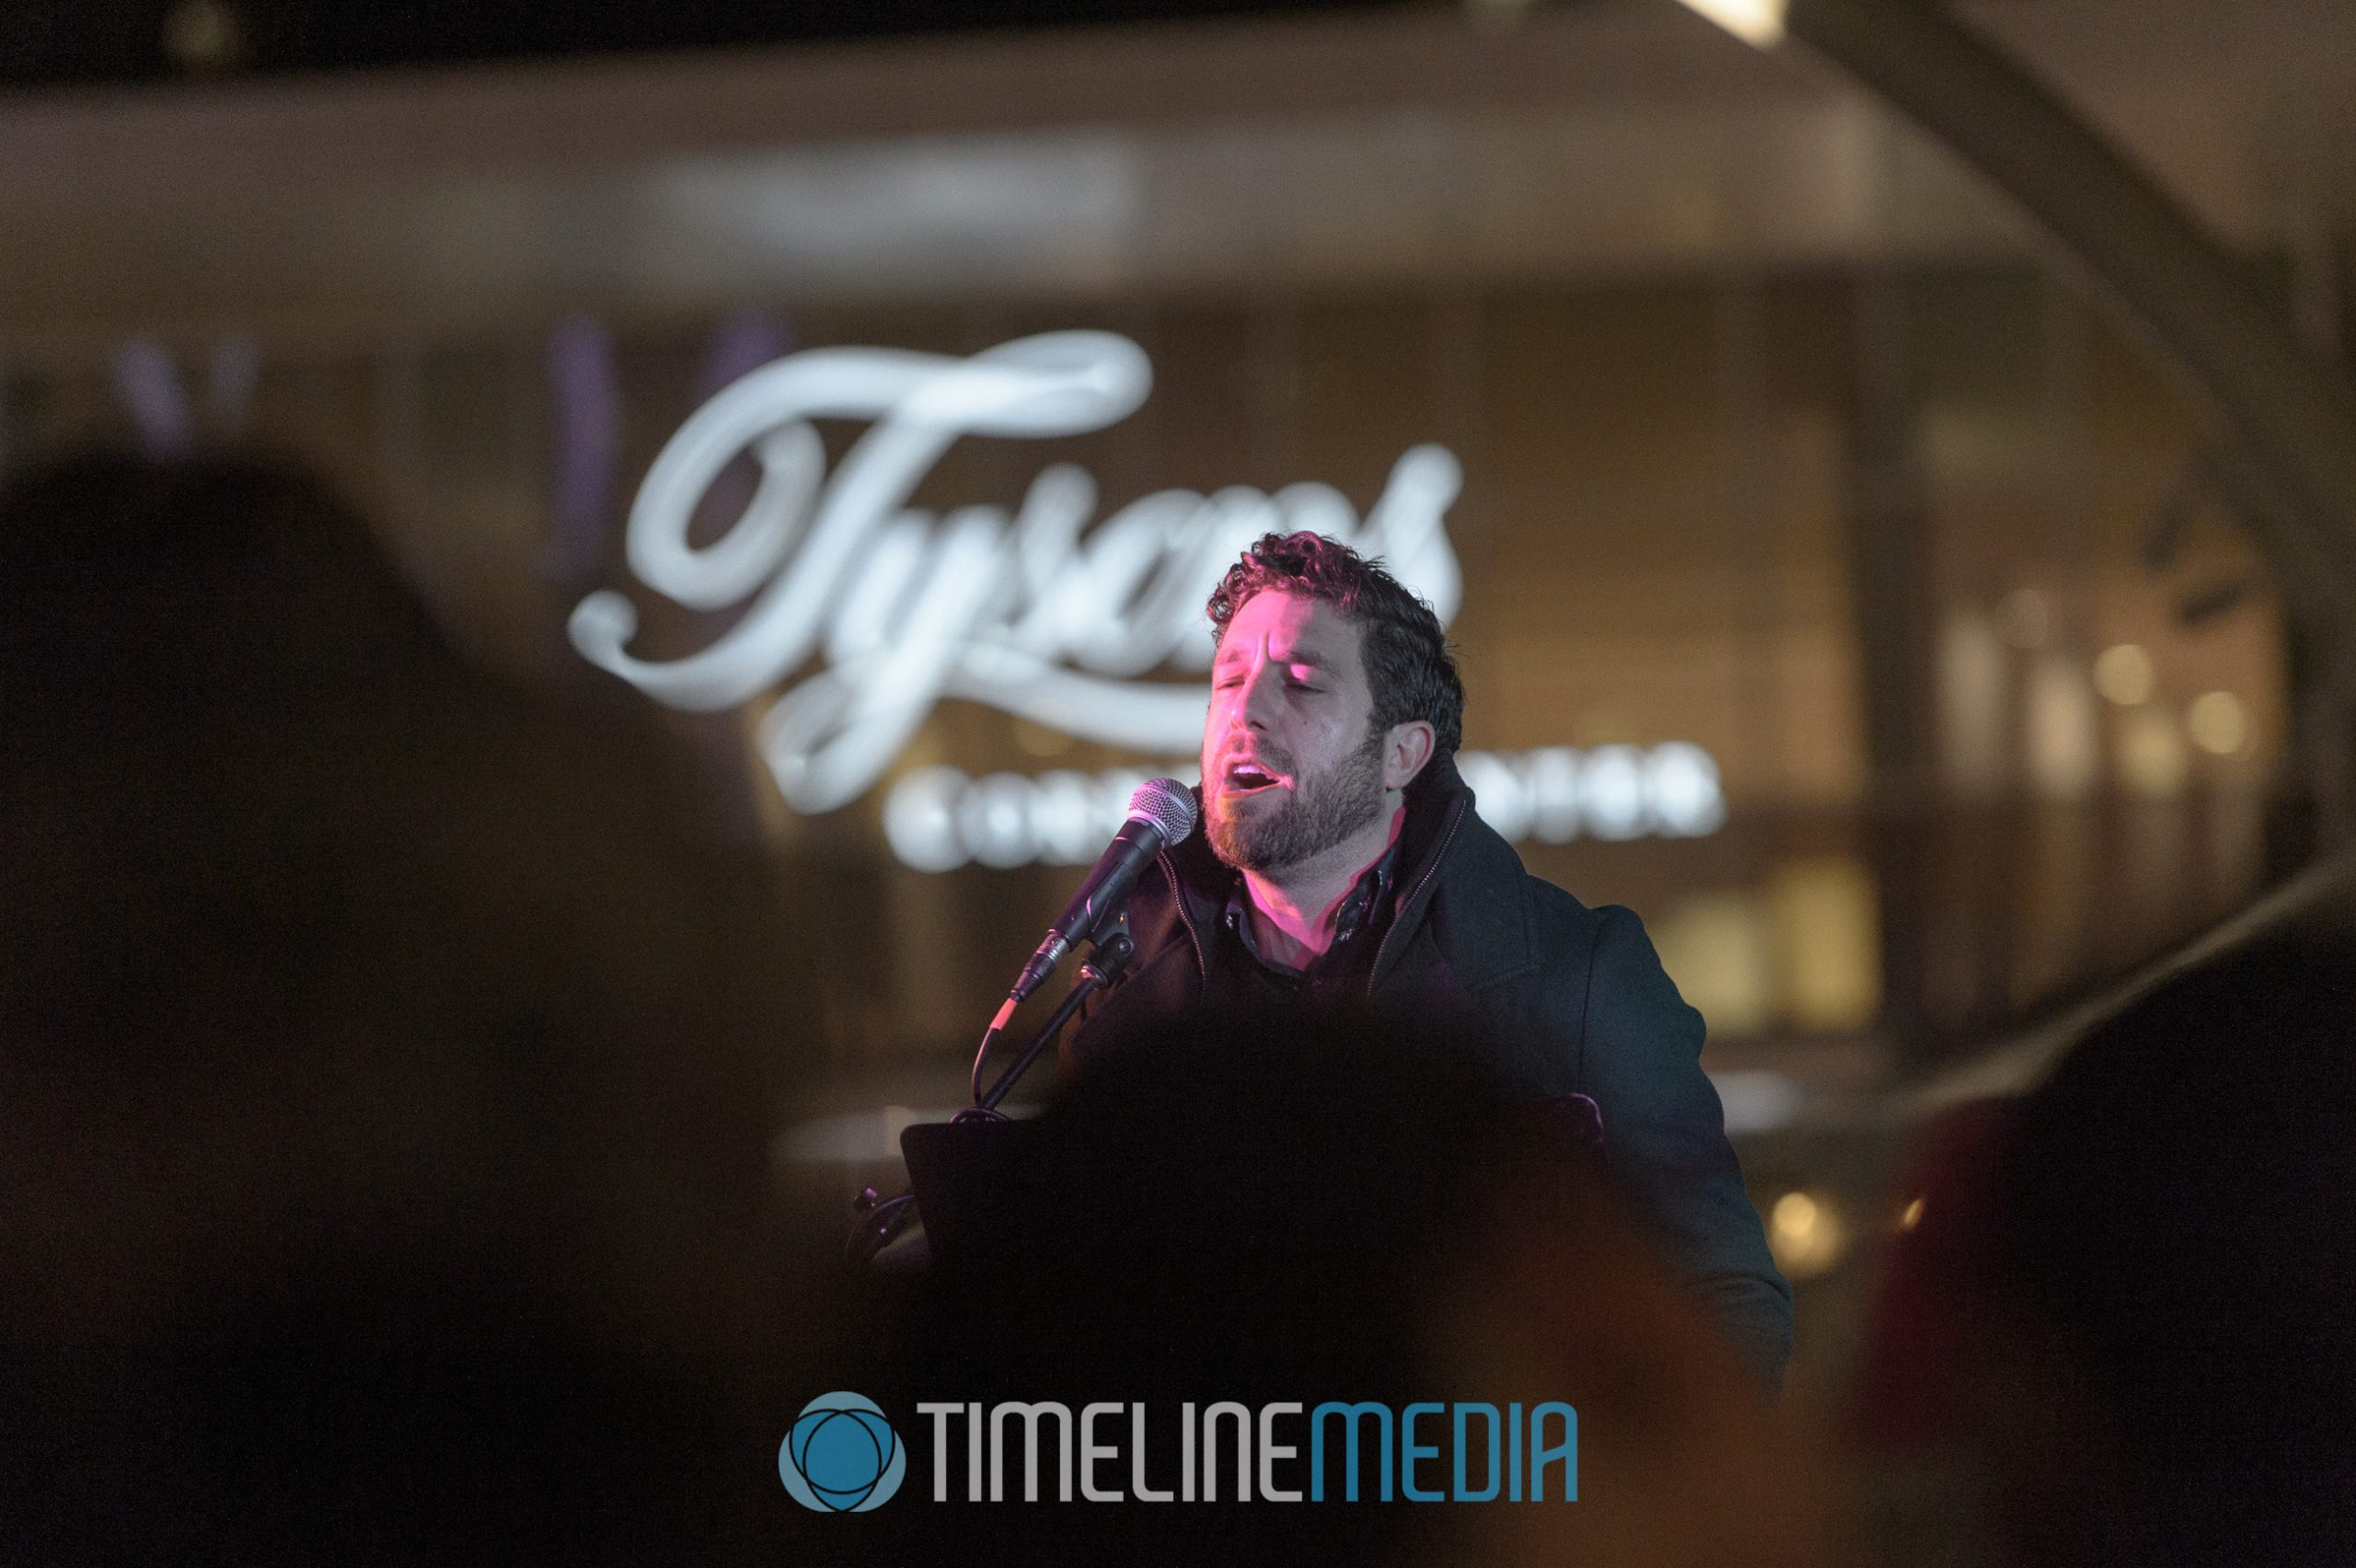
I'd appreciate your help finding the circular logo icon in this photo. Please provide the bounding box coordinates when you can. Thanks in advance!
[779,1391,906,1513]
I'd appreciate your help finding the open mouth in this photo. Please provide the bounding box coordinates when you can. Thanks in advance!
[1221,759,1289,795]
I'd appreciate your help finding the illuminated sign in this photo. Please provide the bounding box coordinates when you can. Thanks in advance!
[570,330,1462,813]
[885,744,1727,872]
[570,329,1726,867]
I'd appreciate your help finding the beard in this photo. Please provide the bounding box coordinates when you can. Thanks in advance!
[1206,728,1390,874]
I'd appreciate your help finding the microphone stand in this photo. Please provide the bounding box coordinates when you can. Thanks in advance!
[846,931,1137,1268]
[967,930,1133,1116]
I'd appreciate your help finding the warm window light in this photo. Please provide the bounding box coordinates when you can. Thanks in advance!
[2026,653,2100,801]
[1768,857,1882,1033]
[1672,0,1788,46]
[1650,892,1775,1039]
[2093,643,2155,706]
[2187,691,2249,755]
[1768,1188,1848,1279]
[2118,705,2189,800]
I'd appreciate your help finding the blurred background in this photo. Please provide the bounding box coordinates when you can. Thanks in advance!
[5,0,2353,1554]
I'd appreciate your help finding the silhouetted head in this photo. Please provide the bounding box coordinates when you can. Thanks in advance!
[1986,909,2356,1565]
[0,446,799,1564]
[814,1009,1816,1568]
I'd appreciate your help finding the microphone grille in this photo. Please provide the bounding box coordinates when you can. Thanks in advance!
[1126,776,1199,843]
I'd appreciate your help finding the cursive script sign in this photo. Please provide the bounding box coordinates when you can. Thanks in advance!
[570,331,1463,813]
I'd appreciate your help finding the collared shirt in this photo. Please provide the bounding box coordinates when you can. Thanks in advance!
[1218,838,1403,1007]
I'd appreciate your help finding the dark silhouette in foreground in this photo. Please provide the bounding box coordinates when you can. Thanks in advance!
[0,450,798,1564]
[1856,898,2356,1567]
[805,1011,1819,1568]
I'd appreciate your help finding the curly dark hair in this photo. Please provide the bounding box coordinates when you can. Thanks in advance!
[1206,531,1464,762]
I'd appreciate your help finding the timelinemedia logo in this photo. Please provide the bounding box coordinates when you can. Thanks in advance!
[778,1392,907,1513]
[780,1394,1576,1510]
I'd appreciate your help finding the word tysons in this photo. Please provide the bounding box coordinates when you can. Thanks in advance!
[572,331,1461,812]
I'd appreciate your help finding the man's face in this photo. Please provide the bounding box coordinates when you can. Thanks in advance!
[1201,590,1390,874]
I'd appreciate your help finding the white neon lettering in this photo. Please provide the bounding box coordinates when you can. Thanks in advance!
[881,745,1725,870]
[571,330,1464,812]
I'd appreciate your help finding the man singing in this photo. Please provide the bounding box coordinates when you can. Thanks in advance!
[1068,531,1793,1386]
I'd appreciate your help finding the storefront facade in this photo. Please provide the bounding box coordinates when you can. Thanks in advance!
[1,2,2324,1098]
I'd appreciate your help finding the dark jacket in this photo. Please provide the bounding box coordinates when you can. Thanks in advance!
[1067,754,1794,1387]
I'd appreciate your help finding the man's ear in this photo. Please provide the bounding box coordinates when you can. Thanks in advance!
[1384,721,1437,791]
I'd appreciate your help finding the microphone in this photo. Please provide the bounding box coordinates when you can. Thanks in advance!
[1004,777,1196,1010]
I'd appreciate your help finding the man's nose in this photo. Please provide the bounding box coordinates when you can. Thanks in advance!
[1238,661,1288,729]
